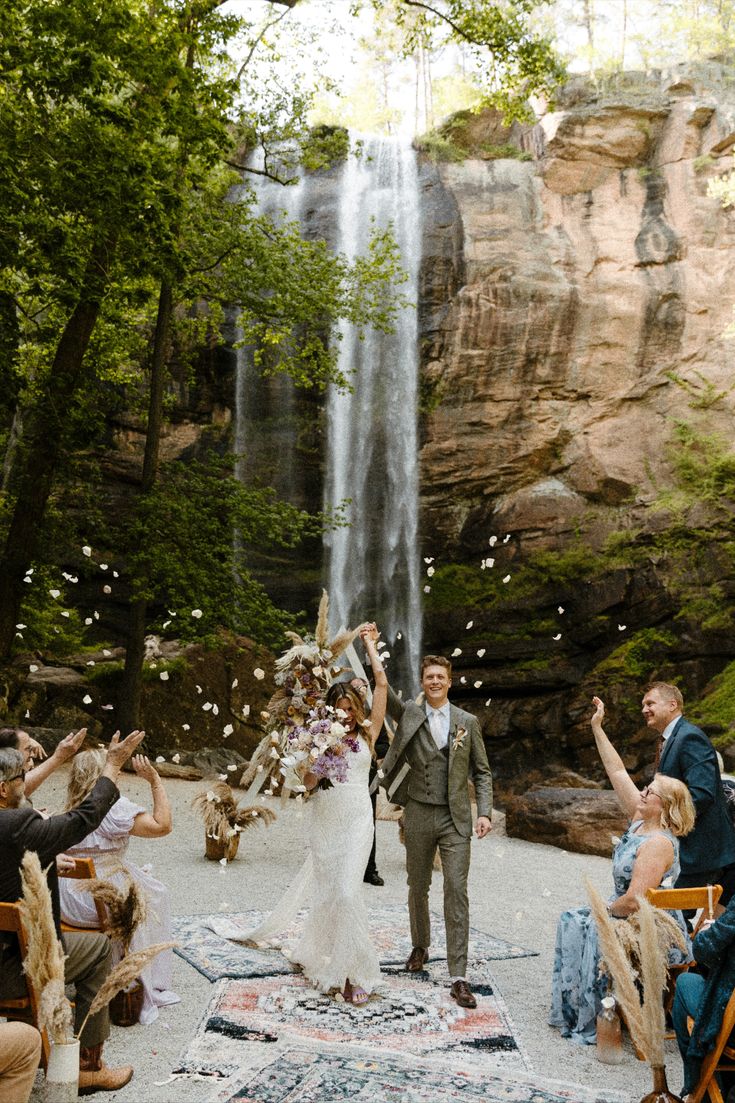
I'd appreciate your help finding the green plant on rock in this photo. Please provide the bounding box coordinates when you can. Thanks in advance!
[479,142,533,161]
[414,131,466,163]
[690,660,735,740]
[595,629,677,680]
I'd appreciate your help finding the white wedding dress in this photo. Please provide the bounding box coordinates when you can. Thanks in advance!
[290,734,380,993]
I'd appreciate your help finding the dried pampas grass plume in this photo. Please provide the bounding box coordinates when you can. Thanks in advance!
[235,804,277,829]
[637,896,668,1069]
[326,626,360,662]
[81,871,146,954]
[18,851,74,1042]
[586,879,647,1056]
[315,589,329,649]
[77,941,176,1040]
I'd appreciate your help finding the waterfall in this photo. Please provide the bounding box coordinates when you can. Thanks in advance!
[232,140,423,689]
[324,139,422,692]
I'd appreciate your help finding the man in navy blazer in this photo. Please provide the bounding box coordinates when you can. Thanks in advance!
[644,681,735,889]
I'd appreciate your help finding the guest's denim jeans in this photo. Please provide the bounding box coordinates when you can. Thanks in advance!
[672,971,706,1096]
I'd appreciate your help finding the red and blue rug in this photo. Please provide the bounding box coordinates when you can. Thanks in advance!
[172,904,537,982]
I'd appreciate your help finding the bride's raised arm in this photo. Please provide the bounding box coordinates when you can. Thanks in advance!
[359,623,387,747]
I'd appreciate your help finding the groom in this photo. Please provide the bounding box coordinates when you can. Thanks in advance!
[373,652,492,1008]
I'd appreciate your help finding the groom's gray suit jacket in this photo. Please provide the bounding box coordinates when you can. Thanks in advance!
[375,686,492,838]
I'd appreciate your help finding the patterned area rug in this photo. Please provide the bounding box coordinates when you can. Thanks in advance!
[205,1046,629,1103]
[172,904,537,981]
[174,961,529,1079]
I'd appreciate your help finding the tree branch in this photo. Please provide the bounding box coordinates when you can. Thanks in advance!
[237,4,293,78]
[226,158,298,185]
[400,0,473,43]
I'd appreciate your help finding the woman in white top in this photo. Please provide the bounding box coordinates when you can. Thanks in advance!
[59,751,179,1025]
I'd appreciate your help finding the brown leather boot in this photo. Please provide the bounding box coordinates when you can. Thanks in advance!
[79,1045,133,1095]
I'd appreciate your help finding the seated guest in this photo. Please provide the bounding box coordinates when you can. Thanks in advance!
[0,725,86,800]
[0,730,144,1094]
[60,749,178,1024]
[549,696,695,1044]
[673,896,735,1101]
[0,1023,41,1103]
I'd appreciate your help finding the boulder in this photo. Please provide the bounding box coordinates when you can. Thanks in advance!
[505,786,629,856]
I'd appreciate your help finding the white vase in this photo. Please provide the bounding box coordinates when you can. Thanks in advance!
[45,1038,80,1102]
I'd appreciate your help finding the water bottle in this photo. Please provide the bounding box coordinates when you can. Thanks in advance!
[596,995,624,1064]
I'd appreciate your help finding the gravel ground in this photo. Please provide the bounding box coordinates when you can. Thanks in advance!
[25,766,684,1103]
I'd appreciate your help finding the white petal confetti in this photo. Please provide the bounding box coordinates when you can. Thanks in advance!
[219,857,228,867]
[558,606,565,614]
[488,536,497,547]
[100,563,108,571]
[426,566,435,577]
[553,633,562,641]
[196,684,202,694]
[423,557,434,564]
[242,705,251,717]
[160,670,169,681]
[191,608,203,619]
[223,723,234,736]
[103,585,111,594]
[60,611,70,618]
[203,702,212,711]
[82,546,92,557]
[172,753,181,763]
[87,660,95,666]
[156,756,165,763]
[227,764,237,771]
[23,576,32,584]
[49,589,60,599]
[93,611,99,620]
[503,534,511,543]
[16,624,26,630]
[182,723,190,731]
[502,575,511,584]
[212,704,219,716]
[618,624,627,631]
[477,648,486,657]
[162,620,171,629]
[396,632,402,640]
[460,676,467,684]
[466,620,473,630]
[112,571,119,578]
[253,668,265,680]
[451,647,461,657]
[474,680,482,688]
[103,649,111,657]
[101,704,114,711]
[485,698,492,706]
[29,664,38,673]
[84,618,93,625]
[232,678,238,688]
[83,694,92,704]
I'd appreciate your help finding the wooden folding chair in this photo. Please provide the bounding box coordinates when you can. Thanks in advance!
[0,901,50,1069]
[60,856,108,934]
[646,884,723,1030]
[688,988,735,1103]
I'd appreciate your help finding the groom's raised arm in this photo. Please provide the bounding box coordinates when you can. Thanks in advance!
[386,682,406,722]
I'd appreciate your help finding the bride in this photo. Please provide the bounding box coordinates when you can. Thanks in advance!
[290,622,387,1004]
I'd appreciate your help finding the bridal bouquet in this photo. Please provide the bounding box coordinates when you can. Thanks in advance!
[281,702,362,792]
[240,590,362,800]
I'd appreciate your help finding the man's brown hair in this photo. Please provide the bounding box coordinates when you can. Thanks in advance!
[645,681,684,710]
[420,654,452,678]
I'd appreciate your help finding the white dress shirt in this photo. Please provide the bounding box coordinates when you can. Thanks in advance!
[661,716,681,744]
[426,702,451,750]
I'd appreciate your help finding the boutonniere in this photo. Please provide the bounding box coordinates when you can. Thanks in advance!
[452,727,467,751]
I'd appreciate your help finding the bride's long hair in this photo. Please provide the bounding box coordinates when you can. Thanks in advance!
[325,683,375,754]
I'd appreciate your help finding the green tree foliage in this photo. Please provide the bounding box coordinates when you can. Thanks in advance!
[374,0,566,119]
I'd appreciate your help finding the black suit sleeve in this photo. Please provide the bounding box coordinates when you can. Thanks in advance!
[11,777,120,867]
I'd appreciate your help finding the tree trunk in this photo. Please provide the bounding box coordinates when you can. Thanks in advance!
[0,235,115,659]
[117,280,173,734]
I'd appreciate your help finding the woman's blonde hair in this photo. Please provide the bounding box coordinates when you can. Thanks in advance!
[653,773,696,837]
[64,748,106,811]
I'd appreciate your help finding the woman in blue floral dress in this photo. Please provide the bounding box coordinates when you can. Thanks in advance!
[549,696,696,1044]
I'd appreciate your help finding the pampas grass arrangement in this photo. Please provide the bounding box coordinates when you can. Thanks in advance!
[192,782,277,844]
[76,941,176,1040]
[80,871,146,954]
[587,878,684,1099]
[18,851,74,1043]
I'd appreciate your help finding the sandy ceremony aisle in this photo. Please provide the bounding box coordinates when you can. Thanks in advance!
[25,767,681,1103]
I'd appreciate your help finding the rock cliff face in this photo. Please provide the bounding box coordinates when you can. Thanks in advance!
[417,64,735,792]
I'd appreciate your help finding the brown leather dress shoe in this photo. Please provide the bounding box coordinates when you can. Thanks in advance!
[450,979,477,1009]
[79,1063,134,1095]
[405,946,429,971]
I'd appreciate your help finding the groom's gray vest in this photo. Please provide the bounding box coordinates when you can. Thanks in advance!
[408,739,450,806]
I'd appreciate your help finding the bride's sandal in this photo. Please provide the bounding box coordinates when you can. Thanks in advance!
[350,986,369,1006]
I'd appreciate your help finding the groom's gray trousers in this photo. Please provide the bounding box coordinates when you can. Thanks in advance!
[405,797,471,977]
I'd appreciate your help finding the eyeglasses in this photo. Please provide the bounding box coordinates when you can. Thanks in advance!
[641,784,662,800]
